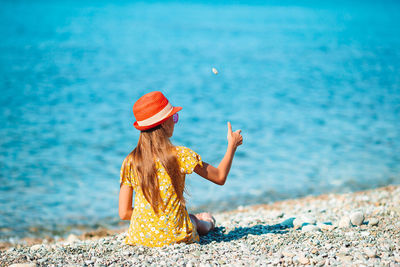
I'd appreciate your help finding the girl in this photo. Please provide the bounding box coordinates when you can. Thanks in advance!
[119,91,243,247]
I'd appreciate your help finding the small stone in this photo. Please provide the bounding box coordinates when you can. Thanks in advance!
[368,218,379,226]
[345,231,355,237]
[350,211,364,226]
[298,255,309,265]
[360,231,370,237]
[317,222,335,231]
[9,264,36,267]
[30,244,42,251]
[85,260,94,265]
[354,252,367,260]
[364,248,377,258]
[282,251,295,258]
[67,234,79,243]
[212,67,218,75]
[339,216,351,228]
[37,258,47,264]
[394,254,400,263]
[337,255,353,262]
[293,218,303,229]
[302,225,321,232]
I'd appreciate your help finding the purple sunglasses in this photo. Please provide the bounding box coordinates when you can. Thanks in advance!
[173,113,179,124]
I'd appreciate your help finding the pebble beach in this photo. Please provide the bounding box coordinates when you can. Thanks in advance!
[2,185,400,266]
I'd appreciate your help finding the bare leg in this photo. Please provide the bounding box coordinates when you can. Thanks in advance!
[189,213,216,236]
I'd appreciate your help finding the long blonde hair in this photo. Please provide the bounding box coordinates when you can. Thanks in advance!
[122,125,185,214]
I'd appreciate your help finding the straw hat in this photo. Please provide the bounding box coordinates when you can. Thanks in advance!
[133,91,182,131]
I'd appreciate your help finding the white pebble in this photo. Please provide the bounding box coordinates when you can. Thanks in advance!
[282,251,295,258]
[364,248,377,258]
[350,211,364,226]
[67,233,79,243]
[30,244,41,251]
[298,255,309,265]
[368,218,379,226]
[345,231,355,237]
[360,231,370,237]
[317,222,335,231]
[339,216,352,228]
[394,253,400,263]
[212,67,218,75]
[293,218,304,228]
[302,225,321,232]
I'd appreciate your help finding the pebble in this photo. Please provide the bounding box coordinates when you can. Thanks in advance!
[395,255,400,263]
[211,67,218,75]
[350,211,364,226]
[364,248,377,258]
[337,254,353,262]
[67,234,79,243]
[302,224,321,232]
[282,251,295,258]
[30,244,41,251]
[368,218,379,226]
[293,218,303,228]
[317,222,335,231]
[298,255,309,265]
[361,231,370,237]
[37,257,47,264]
[339,216,352,228]
[2,186,400,266]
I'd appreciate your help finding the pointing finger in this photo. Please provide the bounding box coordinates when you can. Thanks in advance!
[227,121,232,133]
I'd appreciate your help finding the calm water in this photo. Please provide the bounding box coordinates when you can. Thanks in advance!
[1,0,399,239]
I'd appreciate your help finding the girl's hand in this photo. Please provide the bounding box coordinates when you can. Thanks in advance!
[227,122,243,148]
[194,121,243,185]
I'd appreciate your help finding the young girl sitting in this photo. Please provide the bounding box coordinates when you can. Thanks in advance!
[119,91,243,247]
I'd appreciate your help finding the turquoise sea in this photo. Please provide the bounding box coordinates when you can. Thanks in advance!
[0,0,399,240]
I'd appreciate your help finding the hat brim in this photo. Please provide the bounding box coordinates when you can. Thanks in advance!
[133,106,182,131]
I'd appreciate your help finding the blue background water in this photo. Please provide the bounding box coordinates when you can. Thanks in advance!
[1,0,399,239]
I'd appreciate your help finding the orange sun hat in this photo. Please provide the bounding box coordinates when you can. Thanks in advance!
[133,91,182,131]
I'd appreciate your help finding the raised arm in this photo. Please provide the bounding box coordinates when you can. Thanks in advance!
[194,122,243,185]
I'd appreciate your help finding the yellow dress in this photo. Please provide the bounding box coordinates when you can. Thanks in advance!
[119,146,202,247]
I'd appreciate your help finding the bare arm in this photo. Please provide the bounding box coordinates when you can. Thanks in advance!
[194,122,243,185]
[119,184,133,220]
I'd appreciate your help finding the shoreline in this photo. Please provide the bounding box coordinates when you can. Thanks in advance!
[1,185,400,266]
